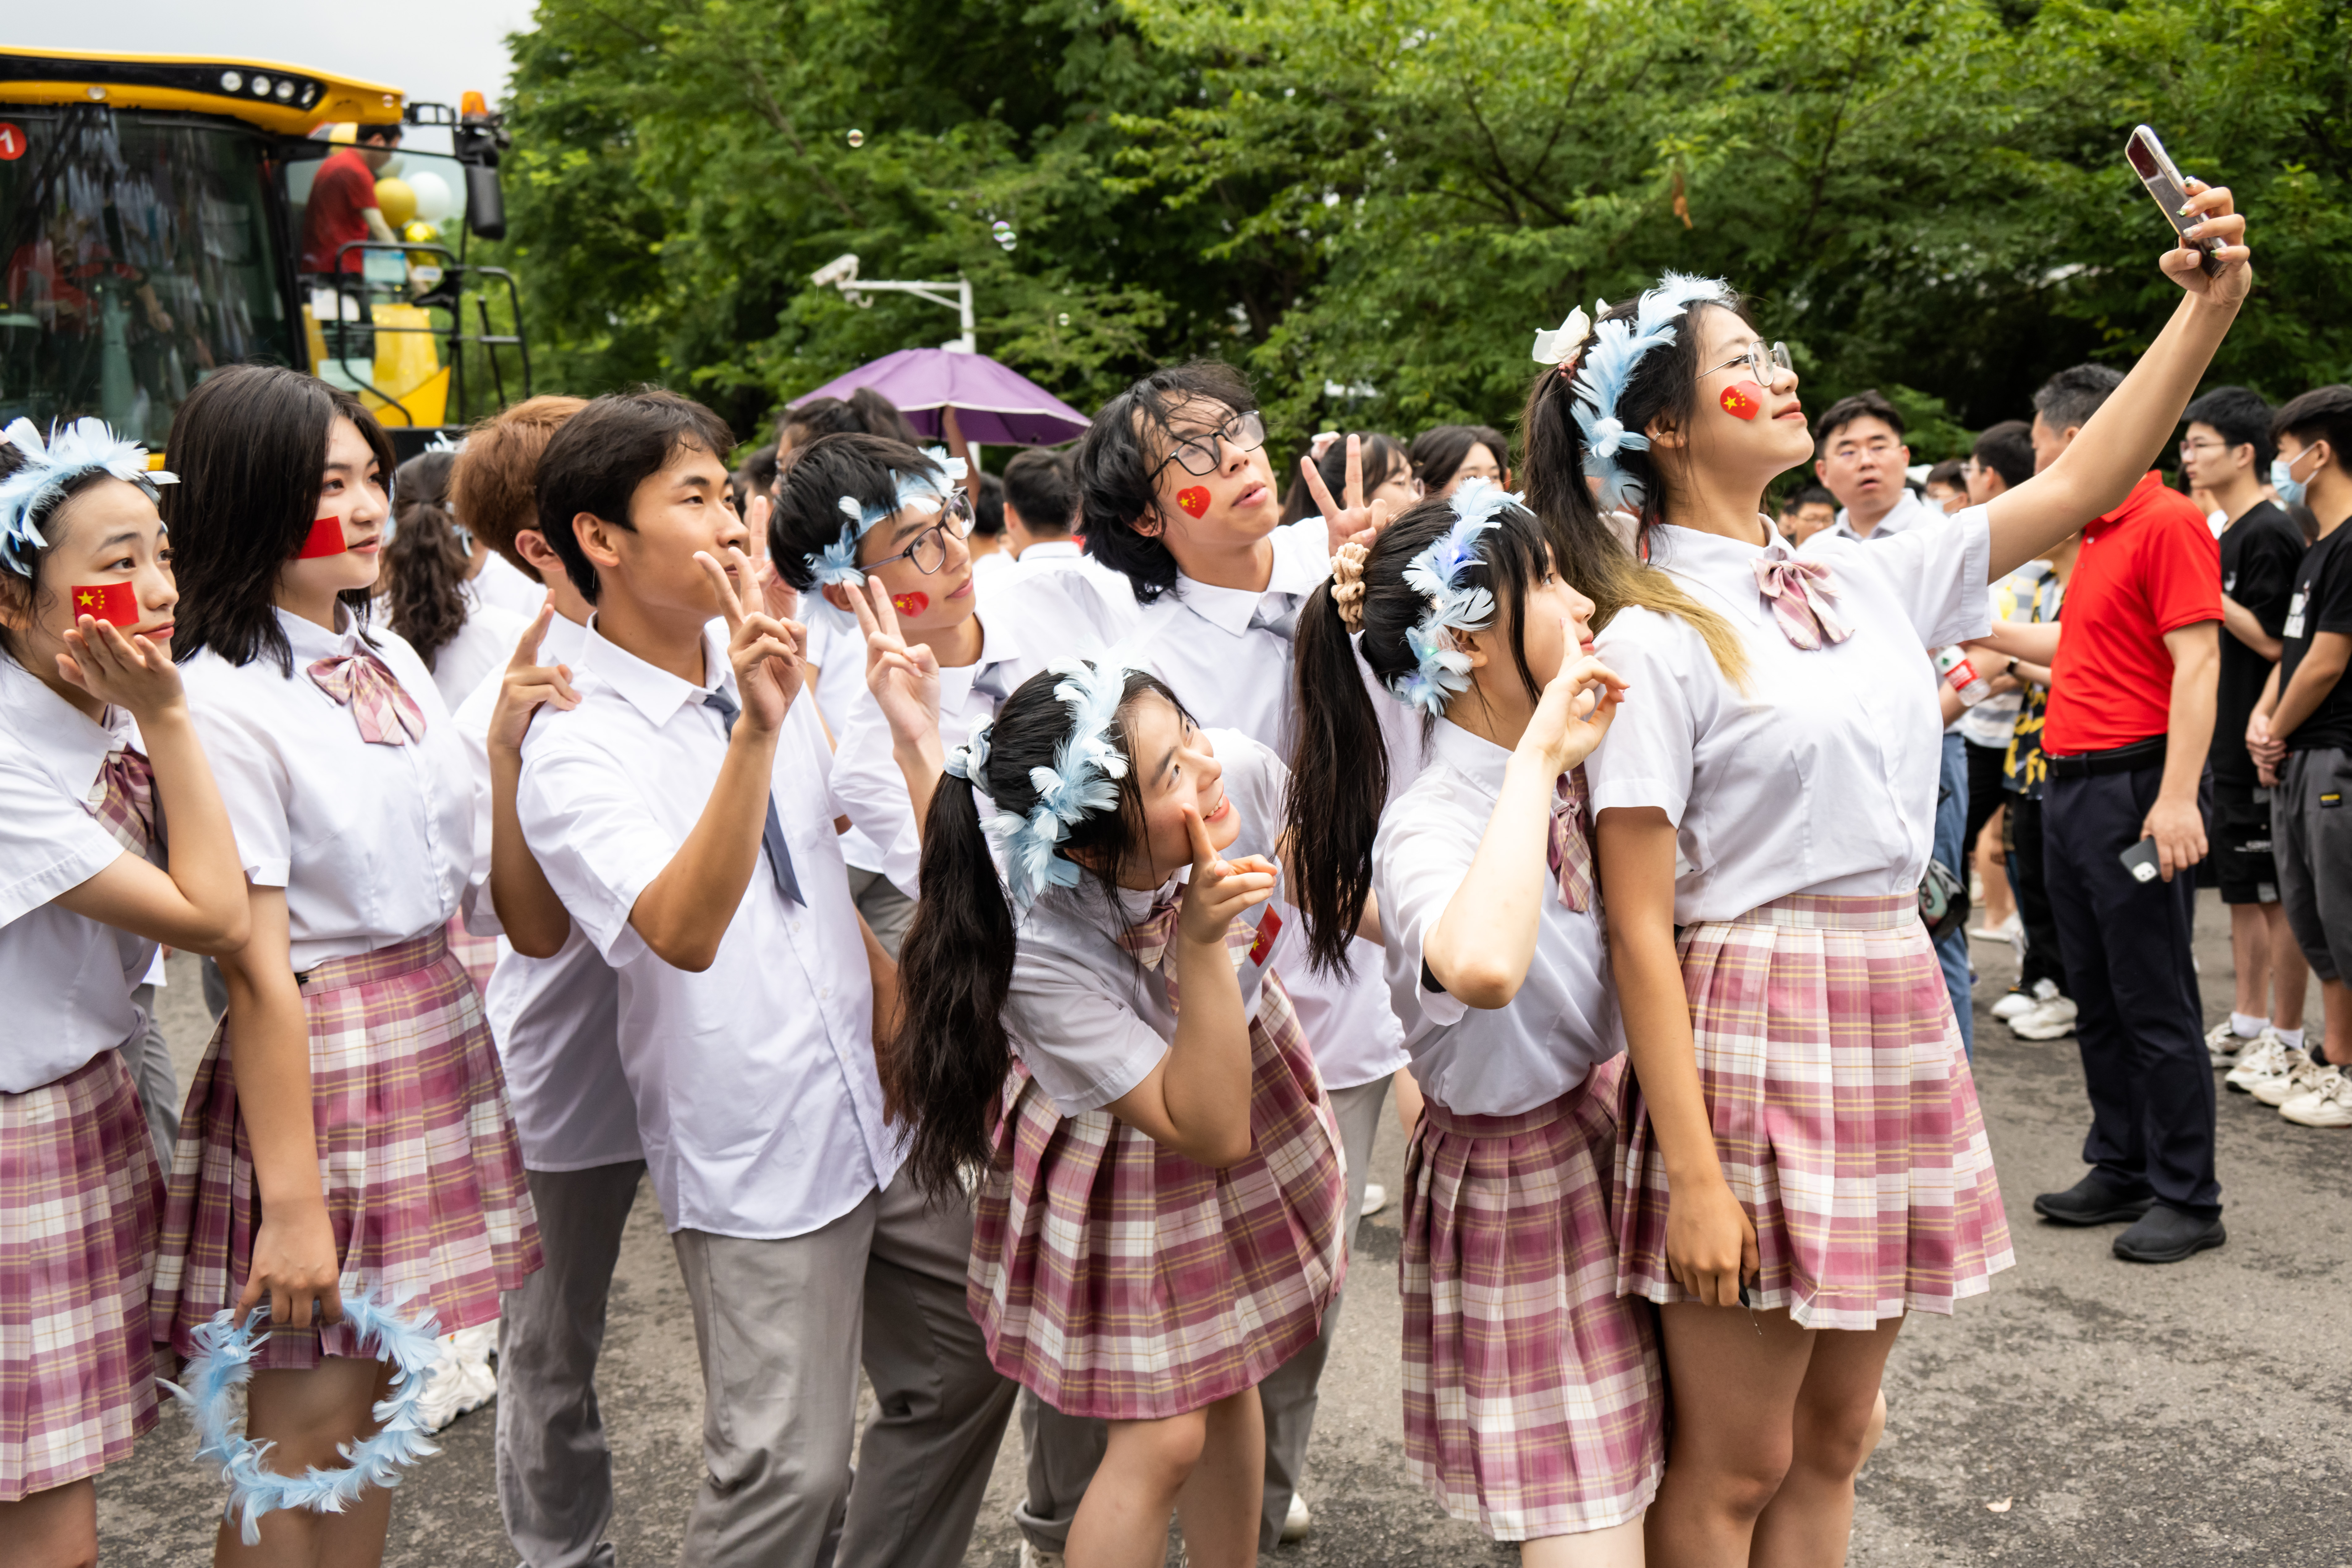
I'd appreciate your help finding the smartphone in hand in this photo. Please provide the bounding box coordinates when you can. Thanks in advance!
[2119,835,2163,885]
[2126,126,2226,276]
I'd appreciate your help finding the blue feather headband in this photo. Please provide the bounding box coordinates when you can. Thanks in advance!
[1387,480,1519,718]
[958,658,1135,915]
[157,1290,445,1545]
[1562,273,1735,513]
[808,446,968,587]
[1,417,176,577]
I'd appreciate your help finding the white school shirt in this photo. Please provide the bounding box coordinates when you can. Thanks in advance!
[831,577,1072,902]
[515,619,890,1239]
[424,587,531,711]
[181,607,471,970]
[1586,512,1991,926]
[1371,719,1620,1117]
[1002,539,1142,636]
[800,595,889,877]
[450,613,638,1172]
[1004,730,1299,1116]
[1082,520,1413,1092]
[471,551,550,620]
[1828,487,1939,546]
[968,548,1016,593]
[0,657,159,1092]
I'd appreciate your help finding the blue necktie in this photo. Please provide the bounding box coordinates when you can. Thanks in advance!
[700,688,803,907]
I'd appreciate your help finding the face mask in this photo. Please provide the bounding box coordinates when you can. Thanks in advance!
[2274,449,2313,508]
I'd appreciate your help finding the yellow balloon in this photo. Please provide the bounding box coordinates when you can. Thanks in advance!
[403,220,441,244]
[374,177,417,230]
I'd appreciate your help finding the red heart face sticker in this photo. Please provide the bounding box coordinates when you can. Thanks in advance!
[1176,486,1211,518]
[1719,381,1764,421]
[890,590,930,618]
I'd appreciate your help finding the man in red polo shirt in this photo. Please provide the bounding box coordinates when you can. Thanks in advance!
[1979,362,2224,1264]
[300,122,403,274]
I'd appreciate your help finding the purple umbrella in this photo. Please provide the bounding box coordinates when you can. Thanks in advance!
[788,349,1090,447]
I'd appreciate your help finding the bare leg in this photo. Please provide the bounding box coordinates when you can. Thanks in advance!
[1067,1408,1208,1568]
[217,1356,396,1568]
[1972,807,2014,928]
[0,1477,97,1568]
[1521,1516,1647,1568]
[2230,903,2270,1021]
[1643,1304,1815,1568]
[1173,1388,1263,1568]
[2263,903,2311,1034]
[1858,1389,1887,1467]
[2321,978,2352,1067]
[1749,1318,1904,1568]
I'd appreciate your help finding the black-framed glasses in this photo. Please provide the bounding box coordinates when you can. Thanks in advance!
[1153,411,1267,479]
[864,491,975,576]
[1701,340,1793,388]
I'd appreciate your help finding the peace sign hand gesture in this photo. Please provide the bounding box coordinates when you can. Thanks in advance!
[847,576,943,757]
[488,599,582,756]
[1176,801,1279,948]
[697,545,806,735]
[1300,433,1396,554]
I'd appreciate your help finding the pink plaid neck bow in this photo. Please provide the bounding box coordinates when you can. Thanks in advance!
[1547,766,1596,914]
[1750,552,1853,651]
[306,650,428,746]
[1118,893,1265,1005]
[88,745,159,854]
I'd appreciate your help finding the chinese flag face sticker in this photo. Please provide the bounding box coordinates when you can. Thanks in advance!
[889,590,930,618]
[1719,381,1764,421]
[1247,907,1282,966]
[69,582,141,626]
[295,516,349,559]
[1175,486,1212,518]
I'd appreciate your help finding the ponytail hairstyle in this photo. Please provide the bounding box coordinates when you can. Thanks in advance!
[892,659,1193,1196]
[1288,484,1551,975]
[1519,280,1751,689]
[382,449,470,669]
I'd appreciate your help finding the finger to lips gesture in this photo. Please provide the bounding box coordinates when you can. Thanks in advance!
[2162,179,2252,304]
[848,575,942,750]
[489,599,582,754]
[58,614,183,716]
[1177,802,1278,946]
[1301,432,1394,554]
[1527,636,1628,775]
[697,546,805,734]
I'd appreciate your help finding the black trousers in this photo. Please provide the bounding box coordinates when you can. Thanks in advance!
[2008,792,2066,992]
[2044,763,2219,1218]
[1964,739,2007,865]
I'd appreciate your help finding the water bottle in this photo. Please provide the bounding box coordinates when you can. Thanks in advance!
[1935,645,1990,707]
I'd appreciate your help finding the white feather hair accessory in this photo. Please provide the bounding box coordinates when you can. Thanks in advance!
[0,417,176,577]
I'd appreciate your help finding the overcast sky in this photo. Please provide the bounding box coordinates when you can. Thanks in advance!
[18,2,536,130]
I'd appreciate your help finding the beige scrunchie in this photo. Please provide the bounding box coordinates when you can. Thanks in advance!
[1330,540,1370,633]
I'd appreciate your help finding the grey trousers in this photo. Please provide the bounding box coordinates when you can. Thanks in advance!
[497,1161,645,1568]
[1015,1073,1391,1553]
[2272,745,2352,982]
[672,1179,1017,1568]
[121,982,180,1168]
[846,868,917,961]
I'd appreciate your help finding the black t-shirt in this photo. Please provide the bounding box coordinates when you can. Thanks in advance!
[2280,523,2352,754]
[2214,501,2306,781]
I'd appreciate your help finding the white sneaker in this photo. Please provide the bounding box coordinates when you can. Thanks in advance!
[2251,1045,2325,1107]
[1281,1491,1312,1543]
[2010,995,2078,1041]
[1018,1544,1065,1568]
[1360,1182,1389,1219]
[2207,1020,2256,1065]
[2225,1032,2297,1095]
[1967,912,2022,945]
[2281,1067,2352,1128]
[1992,978,2058,1021]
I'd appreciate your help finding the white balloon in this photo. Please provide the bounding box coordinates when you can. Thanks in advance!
[407,170,459,225]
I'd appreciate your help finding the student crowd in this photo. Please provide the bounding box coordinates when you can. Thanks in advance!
[0,177,2320,1568]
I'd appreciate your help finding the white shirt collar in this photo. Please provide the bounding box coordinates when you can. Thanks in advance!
[1170,538,1328,638]
[1020,539,1081,560]
[1650,519,1793,628]
[580,616,734,728]
[276,602,366,660]
[1428,717,1511,797]
[1832,488,1935,544]
[0,653,131,799]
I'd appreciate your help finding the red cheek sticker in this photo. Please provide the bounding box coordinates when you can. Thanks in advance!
[294,516,349,558]
[1176,486,1211,518]
[890,590,930,618]
[1719,381,1764,421]
[68,582,141,626]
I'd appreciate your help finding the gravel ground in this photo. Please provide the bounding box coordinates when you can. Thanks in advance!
[99,889,2349,1566]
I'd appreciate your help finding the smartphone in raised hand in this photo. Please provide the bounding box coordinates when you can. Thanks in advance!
[2126,126,2226,276]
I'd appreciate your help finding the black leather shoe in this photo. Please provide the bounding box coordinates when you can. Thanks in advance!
[2113,1206,2226,1263]
[2032,1172,2156,1226]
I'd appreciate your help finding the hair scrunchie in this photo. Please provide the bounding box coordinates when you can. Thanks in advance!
[1330,539,1370,632]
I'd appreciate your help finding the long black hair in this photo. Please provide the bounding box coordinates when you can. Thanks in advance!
[166,365,393,674]
[893,661,1190,1198]
[382,449,469,669]
[1286,497,1553,976]
[1072,360,1258,605]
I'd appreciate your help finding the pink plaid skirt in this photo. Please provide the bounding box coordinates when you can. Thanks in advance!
[152,929,541,1367]
[1,1053,163,1500]
[1614,894,2013,1330]
[443,913,498,1003]
[969,973,1347,1420]
[1402,1063,1662,1541]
